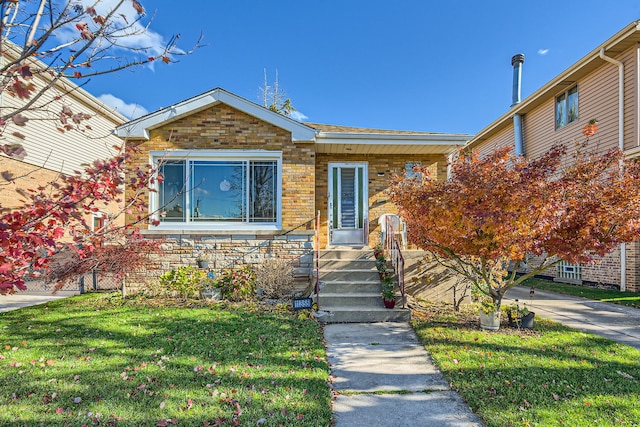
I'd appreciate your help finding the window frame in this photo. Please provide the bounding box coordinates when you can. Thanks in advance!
[555,85,579,130]
[149,150,283,231]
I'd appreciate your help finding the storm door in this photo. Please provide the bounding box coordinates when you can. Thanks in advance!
[328,163,368,245]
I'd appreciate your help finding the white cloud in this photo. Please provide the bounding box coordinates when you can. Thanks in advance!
[538,49,550,56]
[97,93,148,119]
[52,0,172,66]
[290,110,309,122]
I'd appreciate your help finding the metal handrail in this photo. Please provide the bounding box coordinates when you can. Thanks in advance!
[385,222,406,308]
[314,210,321,307]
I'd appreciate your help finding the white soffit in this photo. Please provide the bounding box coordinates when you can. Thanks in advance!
[316,132,471,154]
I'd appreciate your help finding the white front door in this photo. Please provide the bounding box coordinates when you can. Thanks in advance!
[328,163,368,245]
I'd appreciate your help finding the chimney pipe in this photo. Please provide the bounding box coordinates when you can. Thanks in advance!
[511,53,525,156]
[511,53,525,106]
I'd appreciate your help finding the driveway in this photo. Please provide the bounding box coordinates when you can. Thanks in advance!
[504,286,640,350]
[0,290,79,313]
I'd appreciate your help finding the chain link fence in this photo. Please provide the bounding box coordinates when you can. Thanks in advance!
[23,271,123,293]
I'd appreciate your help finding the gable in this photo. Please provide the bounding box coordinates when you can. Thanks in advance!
[116,88,316,142]
[145,102,295,151]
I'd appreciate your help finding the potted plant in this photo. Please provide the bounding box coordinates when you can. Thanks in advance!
[478,298,500,330]
[381,275,396,309]
[196,255,209,269]
[373,243,384,259]
[377,263,390,280]
[506,299,535,329]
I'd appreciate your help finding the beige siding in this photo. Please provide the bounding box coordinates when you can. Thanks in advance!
[474,124,515,157]
[1,74,125,177]
[622,45,639,151]
[477,45,640,162]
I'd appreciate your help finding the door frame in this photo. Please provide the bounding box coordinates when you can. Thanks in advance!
[327,162,369,246]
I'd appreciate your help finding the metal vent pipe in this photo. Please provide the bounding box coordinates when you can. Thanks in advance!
[511,54,525,106]
[511,53,525,155]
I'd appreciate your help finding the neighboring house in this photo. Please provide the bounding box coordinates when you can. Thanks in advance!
[116,88,470,287]
[0,47,128,226]
[465,20,640,292]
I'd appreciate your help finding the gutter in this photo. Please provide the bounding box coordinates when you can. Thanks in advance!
[598,48,626,292]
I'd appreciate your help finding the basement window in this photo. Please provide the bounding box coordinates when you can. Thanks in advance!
[555,85,578,130]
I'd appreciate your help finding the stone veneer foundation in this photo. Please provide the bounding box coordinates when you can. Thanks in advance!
[124,231,315,291]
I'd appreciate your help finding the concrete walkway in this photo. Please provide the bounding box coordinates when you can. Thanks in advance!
[504,286,640,350]
[325,322,483,427]
[0,290,79,313]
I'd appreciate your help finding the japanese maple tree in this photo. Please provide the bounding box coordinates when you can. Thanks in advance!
[0,144,163,294]
[388,121,640,308]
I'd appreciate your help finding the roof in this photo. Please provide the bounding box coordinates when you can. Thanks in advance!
[115,88,471,155]
[305,122,441,135]
[466,20,640,151]
[2,41,127,125]
[116,87,317,141]
[309,122,472,155]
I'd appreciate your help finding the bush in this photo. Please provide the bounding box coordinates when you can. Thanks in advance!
[159,266,207,299]
[218,266,256,301]
[255,258,296,299]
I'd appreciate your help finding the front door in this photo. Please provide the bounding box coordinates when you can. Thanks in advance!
[328,163,368,245]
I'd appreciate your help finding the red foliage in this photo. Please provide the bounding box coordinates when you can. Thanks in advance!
[388,122,640,303]
[0,145,159,294]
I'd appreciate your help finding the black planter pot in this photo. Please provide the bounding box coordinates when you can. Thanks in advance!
[508,312,535,329]
[520,312,535,329]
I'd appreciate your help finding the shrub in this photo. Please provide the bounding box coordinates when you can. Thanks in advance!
[159,266,207,299]
[218,266,256,301]
[255,258,296,299]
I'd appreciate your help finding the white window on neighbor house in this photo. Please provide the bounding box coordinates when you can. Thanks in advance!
[152,150,282,230]
[555,85,579,130]
[557,260,582,282]
[92,212,106,231]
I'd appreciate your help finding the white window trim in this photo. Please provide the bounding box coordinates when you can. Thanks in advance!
[149,149,283,231]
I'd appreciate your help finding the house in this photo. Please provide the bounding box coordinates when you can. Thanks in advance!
[116,88,470,288]
[0,45,128,226]
[464,20,640,292]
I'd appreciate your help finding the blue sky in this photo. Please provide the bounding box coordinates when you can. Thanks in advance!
[83,0,640,136]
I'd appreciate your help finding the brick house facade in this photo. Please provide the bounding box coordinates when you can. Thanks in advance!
[117,88,469,289]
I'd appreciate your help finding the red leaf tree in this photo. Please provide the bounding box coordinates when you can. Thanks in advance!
[0,1,200,294]
[0,145,162,294]
[388,123,640,308]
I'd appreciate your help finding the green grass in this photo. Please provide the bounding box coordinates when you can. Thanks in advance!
[0,293,332,427]
[412,305,640,427]
[523,277,640,308]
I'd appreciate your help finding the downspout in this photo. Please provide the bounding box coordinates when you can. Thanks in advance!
[511,54,525,156]
[599,48,626,291]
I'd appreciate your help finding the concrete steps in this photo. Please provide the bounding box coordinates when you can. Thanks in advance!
[315,248,411,323]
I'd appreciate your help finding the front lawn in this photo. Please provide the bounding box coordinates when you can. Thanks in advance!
[411,302,640,427]
[0,293,332,426]
[522,277,640,308]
